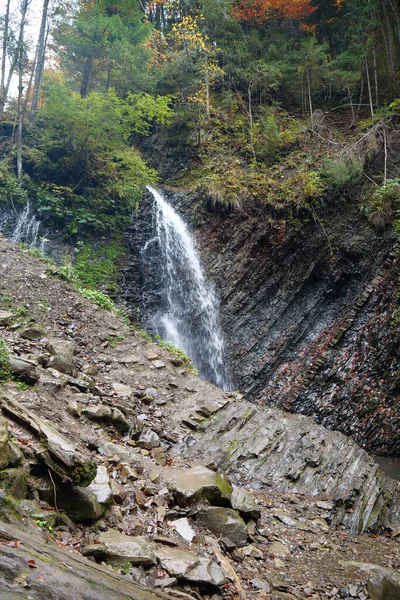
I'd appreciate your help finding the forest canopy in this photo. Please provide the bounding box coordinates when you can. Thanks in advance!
[0,0,399,232]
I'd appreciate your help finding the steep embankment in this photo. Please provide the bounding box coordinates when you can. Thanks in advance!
[186,194,400,456]
[0,234,399,599]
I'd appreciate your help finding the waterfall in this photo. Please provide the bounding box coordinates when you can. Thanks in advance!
[0,200,45,251]
[142,185,232,391]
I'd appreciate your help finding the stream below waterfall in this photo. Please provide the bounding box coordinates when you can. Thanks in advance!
[140,186,232,391]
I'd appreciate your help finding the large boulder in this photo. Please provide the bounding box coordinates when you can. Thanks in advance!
[54,485,104,523]
[230,487,261,521]
[168,464,232,507]
[367,566,400,600]
[46,339,76,376]
[87,465,113,507]
[197,506,248,546]
[153,546,225,586]
[184,558,226,587]
[153,546,199,577]
[0,467,28,499]
[83,531,156,567]
[8,356,39,384]
[0,519,167,600]
[20,325,46,340]
[0,311,14,326]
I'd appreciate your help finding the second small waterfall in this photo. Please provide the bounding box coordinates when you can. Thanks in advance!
[141,186,232,391]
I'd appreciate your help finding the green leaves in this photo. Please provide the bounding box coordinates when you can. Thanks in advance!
[31,82,172,235]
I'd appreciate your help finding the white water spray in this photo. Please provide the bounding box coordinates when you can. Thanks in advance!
[142,185,232,390]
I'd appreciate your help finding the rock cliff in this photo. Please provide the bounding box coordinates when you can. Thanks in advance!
[165,192,400,457]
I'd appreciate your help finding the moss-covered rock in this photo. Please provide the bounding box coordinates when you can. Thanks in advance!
[0,418,10,469]
[0,468,28,499]
[168,464,232,507]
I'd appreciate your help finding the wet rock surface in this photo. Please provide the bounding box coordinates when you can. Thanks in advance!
[0,234,398,600]
[175,192,400,456]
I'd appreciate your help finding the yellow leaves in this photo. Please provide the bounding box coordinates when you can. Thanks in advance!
[170,15,207,52]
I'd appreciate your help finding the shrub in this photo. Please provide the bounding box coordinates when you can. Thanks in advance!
[367,178,400,229]
[0,162,28,205]
[321,153,362,189]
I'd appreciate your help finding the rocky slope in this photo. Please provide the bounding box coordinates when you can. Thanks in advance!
[0,234,399,599]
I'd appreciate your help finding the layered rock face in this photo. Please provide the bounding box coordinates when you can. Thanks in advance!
[188,196,400,456]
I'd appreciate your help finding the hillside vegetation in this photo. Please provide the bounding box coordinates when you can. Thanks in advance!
[0,0,399,241]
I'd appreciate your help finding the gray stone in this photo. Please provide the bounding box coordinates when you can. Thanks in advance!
[67,400,82,417]
[84,531,156,566]
[230,487,261,520]
[112,382,133,398]
[46,339,76,376]
[20,325,45,340]
[111,408,130,433]
[367,567,400,600]
[153,360,165,369]
[272,511,300,528]
[0,468,28,499]
[185,558,226,587]
[7,441,23,467]
[30,509,58,529]
[197,506,247,547]
[87,465,113,506]
[242,544,263,559]
[0,417,10,469]
[138,428,160,449]
[154,577,178,588]
[169,464,232,507]
[98,442,134,462]
[8,355,39,383]
[117,354,141,365]
[269,541,291,558]
[153,546,199,576]
[110,478,125,503]
[172,517,196,542]
[0,311,14,325]
[56,485,104,522]
[84,405,112,420]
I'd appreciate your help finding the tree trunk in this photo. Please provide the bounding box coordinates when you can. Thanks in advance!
[357,75,364,119]
[372,43,379,107]
[16,0,29,182]
[364,53,374,118]
[389,0,400,45]
[204,53,210,120]
[381,0,396,77]
[247,80,256,161]
[0,0,11,112]
[29,0,50,119]
[307,69,314,130]
[80,54,93,98]
[347,86,356,125]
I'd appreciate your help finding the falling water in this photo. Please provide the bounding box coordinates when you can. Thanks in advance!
[142,185,232,391]
[0,200,45,251]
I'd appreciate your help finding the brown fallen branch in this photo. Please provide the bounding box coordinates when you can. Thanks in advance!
[208,538,247,600]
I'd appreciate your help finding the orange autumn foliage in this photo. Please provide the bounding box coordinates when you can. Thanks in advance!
[233,0,318,24]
